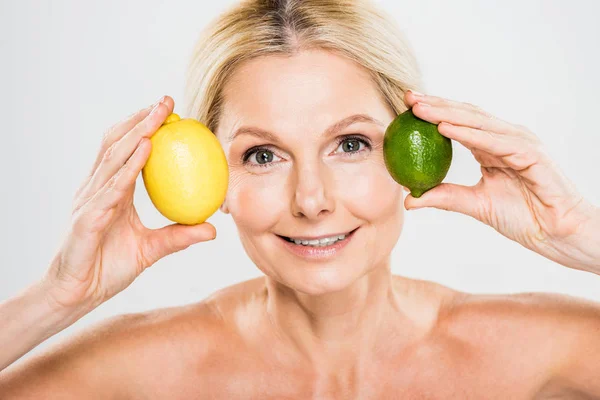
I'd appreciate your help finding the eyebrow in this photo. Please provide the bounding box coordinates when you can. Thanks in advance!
[227,114,384,143]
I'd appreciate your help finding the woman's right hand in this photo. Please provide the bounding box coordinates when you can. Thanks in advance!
[43,96,217,312]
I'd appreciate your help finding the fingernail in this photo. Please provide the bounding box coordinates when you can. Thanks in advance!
[408,89,424,97]
[415,102,430,108]
[149,102,161,115]
[151,96,165,109]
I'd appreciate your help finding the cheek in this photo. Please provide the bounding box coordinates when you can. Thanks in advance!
[227,171,287,232]
[337,161,403,220]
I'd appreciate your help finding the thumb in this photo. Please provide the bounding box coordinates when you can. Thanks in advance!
[404,183,482,219]
[142,222,217,266]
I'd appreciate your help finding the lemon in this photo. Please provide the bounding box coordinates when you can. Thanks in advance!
[142,113,228,225]
[383,109,452,198]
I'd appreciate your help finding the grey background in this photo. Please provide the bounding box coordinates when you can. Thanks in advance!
[1,0,599,360]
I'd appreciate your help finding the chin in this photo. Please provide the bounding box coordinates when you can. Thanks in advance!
[277,263,368,296]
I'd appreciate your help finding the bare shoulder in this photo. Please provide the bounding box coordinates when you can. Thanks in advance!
[437,289,600,391]
[0,277,266,399]
[442,290,600,336]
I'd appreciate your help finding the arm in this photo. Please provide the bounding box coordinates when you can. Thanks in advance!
[0,99,164,373]
[0,278,94,372]
[0,312,143,399]
[1,95,215,378]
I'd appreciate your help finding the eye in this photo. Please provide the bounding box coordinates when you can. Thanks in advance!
[334,135,371,155]
[242,147,282,167]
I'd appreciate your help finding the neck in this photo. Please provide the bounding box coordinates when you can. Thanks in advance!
[264,259,433,371]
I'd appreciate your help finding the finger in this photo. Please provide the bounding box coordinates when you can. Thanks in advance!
[86,101,171,196]
[471,149,518,179]
[404,182,485,221]
[71,138,150,236]
[437,121,515,155]
[411,100,520,136]
[88,97,164,175]
[93,137,152,211]
[140,222,217,266]
[77,96,174,197]
[441,122,546,173]
[404,91,496,117]
[479,165,519,180]
[404,90,471,110]
[471,148,505,168]
[405,91,512,128]
[73,104,155,202]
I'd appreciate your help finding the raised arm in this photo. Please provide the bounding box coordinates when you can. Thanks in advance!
[401,90,600,275]
[0,96,216,389]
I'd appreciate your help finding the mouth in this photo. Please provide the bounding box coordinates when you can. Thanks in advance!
[277,227,359,247]
[275,227,359,260]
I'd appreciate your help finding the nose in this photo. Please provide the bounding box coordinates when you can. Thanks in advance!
[291,162,335,220]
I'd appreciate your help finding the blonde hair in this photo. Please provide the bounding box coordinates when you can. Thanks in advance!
[184,0,422,134]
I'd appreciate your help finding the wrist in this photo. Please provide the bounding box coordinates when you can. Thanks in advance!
[579,204,600,269]
[545,201,600,273]
[39,272,98,322]
[31,280,83,338]
[42,255,103,314]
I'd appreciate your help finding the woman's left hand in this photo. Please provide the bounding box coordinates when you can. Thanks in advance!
[403,90,600,272]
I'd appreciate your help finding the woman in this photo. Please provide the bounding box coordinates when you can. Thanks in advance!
[1,0,599,398]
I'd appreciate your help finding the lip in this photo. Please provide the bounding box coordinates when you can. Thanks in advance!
[276,227,359,261]
[278,229,354,242]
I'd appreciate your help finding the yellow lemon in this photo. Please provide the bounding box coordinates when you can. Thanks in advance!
[142,113,228,225]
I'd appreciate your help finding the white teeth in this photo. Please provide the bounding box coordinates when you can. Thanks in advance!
[289,233,348,246]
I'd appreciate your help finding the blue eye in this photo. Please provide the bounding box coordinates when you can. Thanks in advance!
[242,147,282,167]
[335,135,371,155]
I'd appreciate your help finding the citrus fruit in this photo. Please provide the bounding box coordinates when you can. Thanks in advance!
[142,113,228,225]
[383,109,452,198]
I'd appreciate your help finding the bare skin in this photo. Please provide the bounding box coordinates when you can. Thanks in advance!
[3,275,598,399]
[1,49,599,398]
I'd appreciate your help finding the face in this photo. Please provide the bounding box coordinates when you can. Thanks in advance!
[215,49,405,295]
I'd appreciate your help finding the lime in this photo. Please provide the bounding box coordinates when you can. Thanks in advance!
[383,109,452,198]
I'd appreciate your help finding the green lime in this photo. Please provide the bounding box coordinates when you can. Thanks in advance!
[383,109,452,198]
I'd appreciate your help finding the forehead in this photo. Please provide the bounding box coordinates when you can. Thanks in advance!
[217,49,393,139]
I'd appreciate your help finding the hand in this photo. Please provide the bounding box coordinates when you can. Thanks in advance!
[402,90,598,269]
[43,96,217,311]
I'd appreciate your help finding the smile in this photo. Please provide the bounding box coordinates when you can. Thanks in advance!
[284,233,347,246]
[276,227,359,260]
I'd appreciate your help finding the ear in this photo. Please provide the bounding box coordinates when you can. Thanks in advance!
[220,196,230,214]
